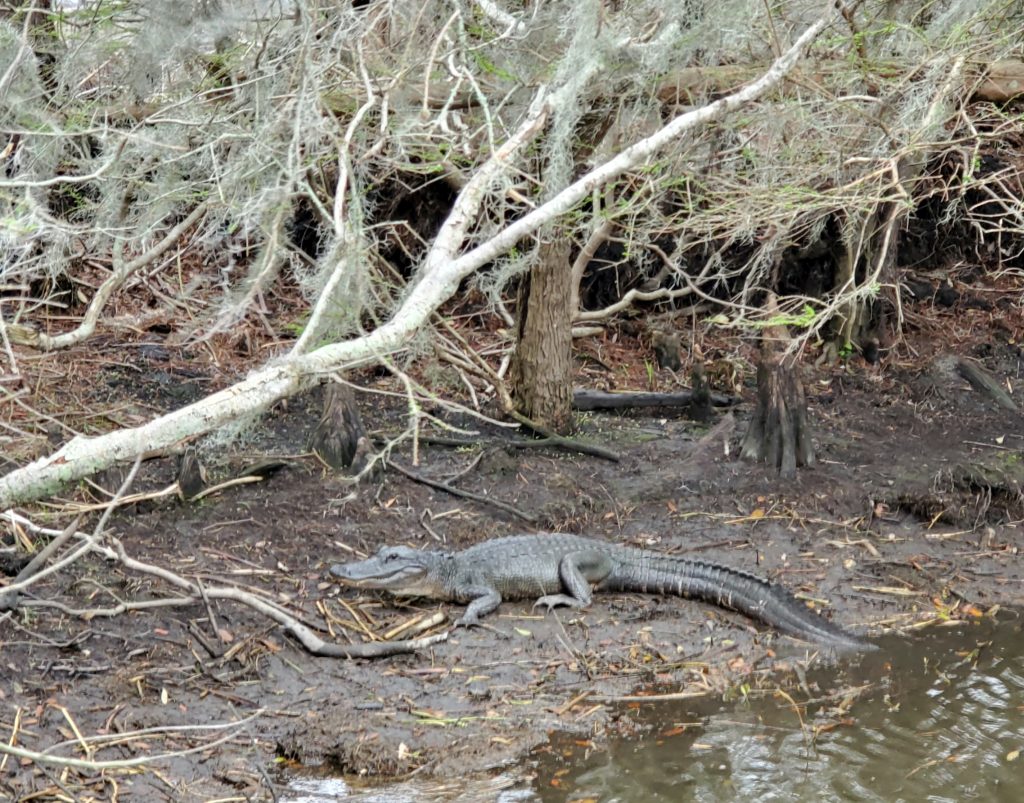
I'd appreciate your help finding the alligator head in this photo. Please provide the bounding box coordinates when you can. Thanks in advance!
[330,545,449,598]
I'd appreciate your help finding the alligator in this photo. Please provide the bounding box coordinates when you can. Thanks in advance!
[330,533,875,651]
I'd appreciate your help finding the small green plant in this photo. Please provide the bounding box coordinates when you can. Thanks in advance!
[644,359,655,389]
[748,304,819,330]
[283,316,308,338]
[469,51,515,82]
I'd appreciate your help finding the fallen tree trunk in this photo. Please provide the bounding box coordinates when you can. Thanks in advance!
[572,388,738,410]
[657,59,1024,106]
[0,13,835,510]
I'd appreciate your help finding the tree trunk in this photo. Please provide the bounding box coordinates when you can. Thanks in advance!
[739,359,814,478]
[829,60,965,360]
[310,382,371,472]
[509,238,574,434]
[832,201,899,360]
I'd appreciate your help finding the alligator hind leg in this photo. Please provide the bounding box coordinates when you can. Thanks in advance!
[533,551,614,613]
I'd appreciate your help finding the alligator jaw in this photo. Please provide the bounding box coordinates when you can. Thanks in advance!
[329,563,426,589]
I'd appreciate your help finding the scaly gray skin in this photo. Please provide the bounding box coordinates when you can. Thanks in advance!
[331,533,875,651]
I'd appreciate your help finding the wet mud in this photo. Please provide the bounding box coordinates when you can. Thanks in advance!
[1,333,1022,801]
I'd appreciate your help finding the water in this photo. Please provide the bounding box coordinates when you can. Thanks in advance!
[284,618,1024,802]
[531,618,1024,802]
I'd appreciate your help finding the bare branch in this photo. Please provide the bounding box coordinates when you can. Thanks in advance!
[6,203,209,351]
[0,711,266,770]
[1,511,448,658]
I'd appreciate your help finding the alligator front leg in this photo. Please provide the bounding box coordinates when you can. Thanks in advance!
[534,550,614,613]
[455,585,503,626]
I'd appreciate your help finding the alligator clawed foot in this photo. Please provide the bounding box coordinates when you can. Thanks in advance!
[532,593,584,614]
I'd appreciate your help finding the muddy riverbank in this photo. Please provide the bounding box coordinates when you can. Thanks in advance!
[1,321,1022,801]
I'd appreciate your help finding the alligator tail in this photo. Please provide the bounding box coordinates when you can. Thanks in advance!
[612,555,875,651]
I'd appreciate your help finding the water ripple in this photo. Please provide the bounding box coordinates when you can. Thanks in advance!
[534,618,1024,803]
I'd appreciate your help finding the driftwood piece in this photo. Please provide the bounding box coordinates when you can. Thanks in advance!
[927,354,1018,411]
[306,632,449,658]
[572,388,738,411]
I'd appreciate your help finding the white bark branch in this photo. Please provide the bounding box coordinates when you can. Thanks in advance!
[570,217,616,315]
[6,202,209,351]
[0,10,835,509]
[0,711,266,771]
[474,0,526,35]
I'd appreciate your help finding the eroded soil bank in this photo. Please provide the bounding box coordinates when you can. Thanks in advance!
[1,318,1022,801]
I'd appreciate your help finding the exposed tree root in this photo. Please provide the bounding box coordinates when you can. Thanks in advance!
[310,381,375,473]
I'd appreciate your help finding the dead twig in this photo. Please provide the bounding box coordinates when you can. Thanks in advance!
[110,536,449,657]
[386,458,538,522]
[382,611,447,641]
[0,710,264,770]
[1,458,142,609]
[508,410,621,462]
[11,515,82,585]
